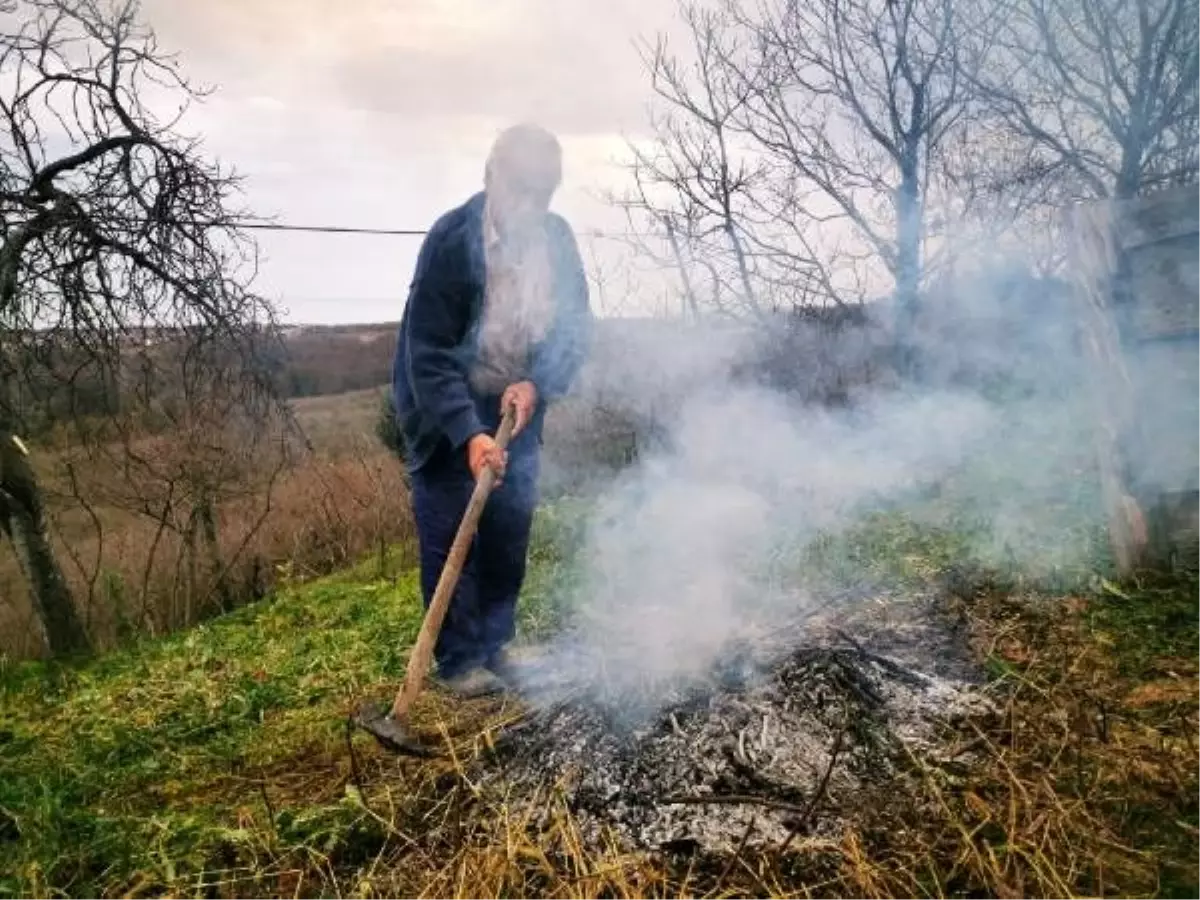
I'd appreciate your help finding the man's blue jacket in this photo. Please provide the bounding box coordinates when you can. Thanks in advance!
[391,192,592,472]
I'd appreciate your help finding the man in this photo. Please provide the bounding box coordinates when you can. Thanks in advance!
[391,123,592,698]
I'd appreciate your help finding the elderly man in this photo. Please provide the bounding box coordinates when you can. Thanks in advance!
[391,124,592,697]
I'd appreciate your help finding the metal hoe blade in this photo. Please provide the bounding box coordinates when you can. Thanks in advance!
[351,701,437,758]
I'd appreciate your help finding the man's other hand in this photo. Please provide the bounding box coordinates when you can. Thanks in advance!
[467,433,507,482]
[501,380,538,436]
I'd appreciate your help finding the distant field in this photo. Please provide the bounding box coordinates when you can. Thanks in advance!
[290,386,387,455]
[0,384,411,660]
[278,324,396,399]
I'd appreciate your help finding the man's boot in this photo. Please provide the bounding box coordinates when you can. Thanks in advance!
[438,665,506,699]
[485,644,548,690]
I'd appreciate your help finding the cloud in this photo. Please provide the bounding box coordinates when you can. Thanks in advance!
[328,1,664,138]
[143,0,671,137]
[129,0,677,321]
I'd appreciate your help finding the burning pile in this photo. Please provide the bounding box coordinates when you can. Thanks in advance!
[483,590,994,855]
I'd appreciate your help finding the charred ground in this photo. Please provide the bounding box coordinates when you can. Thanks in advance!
[486,587,992,856]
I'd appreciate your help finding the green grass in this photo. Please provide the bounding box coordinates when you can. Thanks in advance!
[1,569,413,895]
[2,480,1195,898]
[0,500,581,898]
[1086,568,1200,678]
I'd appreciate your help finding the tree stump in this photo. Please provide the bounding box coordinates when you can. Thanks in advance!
[1066,187,1199,573]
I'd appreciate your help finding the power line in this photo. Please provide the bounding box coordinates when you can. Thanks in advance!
[17,211,657,240]
[233,221,652,240]
[238,222,428,236]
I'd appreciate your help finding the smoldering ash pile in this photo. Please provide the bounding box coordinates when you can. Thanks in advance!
[485,590,993,855]
[476,385,1002,854]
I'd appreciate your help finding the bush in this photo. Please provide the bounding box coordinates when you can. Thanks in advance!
[375,390,406,460]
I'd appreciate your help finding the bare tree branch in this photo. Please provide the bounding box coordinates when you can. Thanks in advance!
[968,0,1198,202]
[0,0,292,655]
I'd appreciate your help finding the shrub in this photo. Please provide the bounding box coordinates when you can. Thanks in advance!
[375,390,406,460]
[0,446,415,659]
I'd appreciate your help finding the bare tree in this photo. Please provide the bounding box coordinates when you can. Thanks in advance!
[0,0,282,654]
[624,0,980,375]
[735,0,975,368]
[961,0,1198,347]
[971,0,1198,201]
[623,4,766,320]
[1,429,85,651]
[53,341,293,634]
[623,3,861,322]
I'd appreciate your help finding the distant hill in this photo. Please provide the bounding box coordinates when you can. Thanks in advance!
[278,322,398,398]
[274,317,691,401]
[274,311,876,403]
[275,305,894,406]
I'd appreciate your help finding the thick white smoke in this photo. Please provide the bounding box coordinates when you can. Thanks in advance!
[531,258,1176,706]
[562,378,996,699]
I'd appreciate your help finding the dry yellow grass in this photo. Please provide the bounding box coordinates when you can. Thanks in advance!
[834,577,1199,899]
[0,386,408,659]
[290,386,389,456]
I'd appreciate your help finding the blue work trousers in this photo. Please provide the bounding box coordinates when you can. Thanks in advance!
[409,433,539,678]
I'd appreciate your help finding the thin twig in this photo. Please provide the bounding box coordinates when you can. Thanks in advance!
[659,793,810,817]
[344,714,375,817]
[715,816,757,893]
[257,778,278,841]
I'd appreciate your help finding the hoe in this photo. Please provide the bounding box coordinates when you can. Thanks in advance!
[352,404,516,756]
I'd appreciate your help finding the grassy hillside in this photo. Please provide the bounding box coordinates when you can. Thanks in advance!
[277,324,398,399]
[290,386,388,454]
[0,500,584,898]
[2,500,1195,898]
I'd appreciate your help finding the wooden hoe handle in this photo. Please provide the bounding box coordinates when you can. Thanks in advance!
[389,405,518,720]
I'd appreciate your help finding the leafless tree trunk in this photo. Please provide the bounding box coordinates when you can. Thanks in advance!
[664,219,702,320]
[0,430,88,653]
[197,492,228,611]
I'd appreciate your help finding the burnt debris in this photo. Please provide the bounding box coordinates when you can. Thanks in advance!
[480,593,994,855]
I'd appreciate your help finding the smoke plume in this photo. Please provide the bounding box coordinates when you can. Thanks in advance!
[534,262,1169,711]
[565,380,995,701]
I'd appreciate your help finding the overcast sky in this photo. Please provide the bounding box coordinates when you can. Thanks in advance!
[137,0,683,324]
